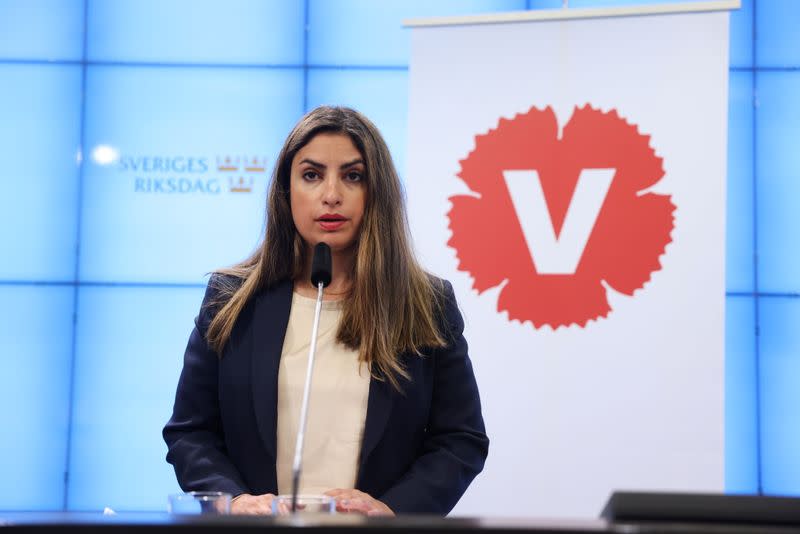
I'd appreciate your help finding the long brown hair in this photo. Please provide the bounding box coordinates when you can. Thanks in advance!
[206,106,446,389]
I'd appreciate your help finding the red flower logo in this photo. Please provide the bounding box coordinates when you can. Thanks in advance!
[447,105,675,328]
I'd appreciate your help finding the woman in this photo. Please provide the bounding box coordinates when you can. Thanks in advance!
[163,106,488,516]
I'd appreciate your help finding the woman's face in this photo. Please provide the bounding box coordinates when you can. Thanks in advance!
[290,132,367,256]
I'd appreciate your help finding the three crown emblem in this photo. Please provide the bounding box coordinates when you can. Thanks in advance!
[216,156,267,193]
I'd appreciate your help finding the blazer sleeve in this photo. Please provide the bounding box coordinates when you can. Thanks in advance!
[162,276,249,497]
[379,281,489,514]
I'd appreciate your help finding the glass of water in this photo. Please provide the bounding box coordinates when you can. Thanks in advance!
[272,494,335,515]
[168,491,231,515]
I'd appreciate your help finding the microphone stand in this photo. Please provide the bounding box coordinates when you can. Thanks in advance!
[290,243,331,513]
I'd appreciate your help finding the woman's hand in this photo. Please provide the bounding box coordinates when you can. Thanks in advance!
[230,493,278,515]
[324,488,395,516]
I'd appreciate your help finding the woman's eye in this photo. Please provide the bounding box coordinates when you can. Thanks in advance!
[302,170,319,181]
[346,171,363,182]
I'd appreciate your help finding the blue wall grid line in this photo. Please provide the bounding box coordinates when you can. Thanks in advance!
[0,60,411,71]
[751,0,762,495]
[63,0,90,510]
[0,280,210,289]
[303,0,309,112]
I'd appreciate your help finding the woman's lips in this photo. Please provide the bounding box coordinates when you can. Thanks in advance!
[317,216,347,231]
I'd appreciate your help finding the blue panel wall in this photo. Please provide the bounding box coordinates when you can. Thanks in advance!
[0,0,83,61]
[0,286,73,510]
[86,0,304,64]
[725,296,758,493]
[726,71,754,294]
[531,0,753,68]
[0,64,82,281]
[755,0,800,68]
[307,0,526,66]
[68,286,206,511]
[729,0,753,68]
[755,72,800,294]
[0,0,798,511]
[753,0,800,495]
[759,298,800,495]
[79,66,303,284]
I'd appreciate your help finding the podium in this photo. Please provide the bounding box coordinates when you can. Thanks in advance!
[602,491,800,527]
[3,493,800,534]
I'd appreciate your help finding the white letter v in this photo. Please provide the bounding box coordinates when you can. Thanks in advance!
[502,168,615,275]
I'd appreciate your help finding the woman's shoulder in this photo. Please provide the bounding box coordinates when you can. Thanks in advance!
[196,272,246,328]
[422,274,463,337]
[202,272,292,314]
[200,272,244,306]
[425,273,456,303]
[207,271,246,295]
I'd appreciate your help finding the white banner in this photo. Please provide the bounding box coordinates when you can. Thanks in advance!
[406,2,731,518]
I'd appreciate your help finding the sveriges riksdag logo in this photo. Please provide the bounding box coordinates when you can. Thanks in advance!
[92,145,268,195]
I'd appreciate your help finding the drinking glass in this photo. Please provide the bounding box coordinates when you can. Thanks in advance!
[272,494,335,515]
[168,491,231,515]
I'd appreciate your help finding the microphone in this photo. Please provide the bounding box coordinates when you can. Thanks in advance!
[310,242,332,288]
[290,242,332,512]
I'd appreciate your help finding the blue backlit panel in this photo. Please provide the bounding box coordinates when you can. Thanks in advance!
[0,286,73,511]
[726,71,754,293]
[724,295,758,494]
[79,66,304,284]
[68,285,207,511]
[0,64,81,282]
[308,0,526,66]
[307,69,409,177]
[729,0,753,68]
[0,0,83,61]
[755,72,800,294]
[526,0,561,7]
[756,0,800,68]
[758,297,800,496]
[86,0,304,65]
[531,0,749,67]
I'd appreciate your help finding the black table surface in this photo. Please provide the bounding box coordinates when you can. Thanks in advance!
[2,512,800,534]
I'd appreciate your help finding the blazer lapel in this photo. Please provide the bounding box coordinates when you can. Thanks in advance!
[251,280,293,460]
[359,371,394,473]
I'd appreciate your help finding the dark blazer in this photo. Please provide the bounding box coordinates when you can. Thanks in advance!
[163,275,489,515]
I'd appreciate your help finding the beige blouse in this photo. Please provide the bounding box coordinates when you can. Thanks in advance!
[275,292,371,495]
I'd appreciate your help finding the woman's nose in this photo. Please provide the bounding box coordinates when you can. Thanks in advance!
[322,177,342,206]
